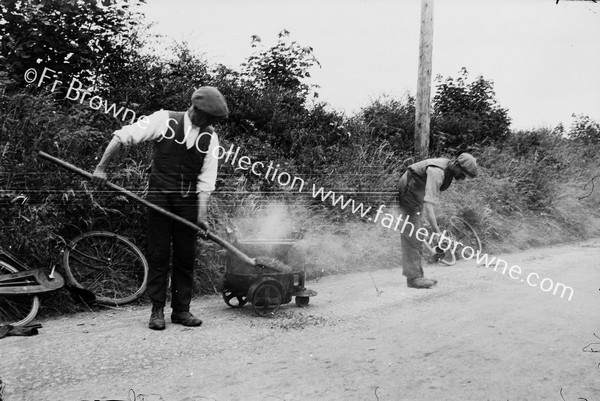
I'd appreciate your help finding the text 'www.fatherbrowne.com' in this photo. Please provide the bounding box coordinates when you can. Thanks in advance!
[216,148,574,302]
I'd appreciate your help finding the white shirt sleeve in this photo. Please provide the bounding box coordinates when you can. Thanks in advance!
[196,132,219,193]
[113,110,170,145]
[113,109,217,192]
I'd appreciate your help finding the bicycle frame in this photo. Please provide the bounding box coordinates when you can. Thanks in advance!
[0,248,65,296]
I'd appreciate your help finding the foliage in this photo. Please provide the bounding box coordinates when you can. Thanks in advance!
[568,114,600,144]
[431,68,511,154]
[242,29,320,103]
[0,89,148,268]
[100,40,214,117]
[474,127,575,214]
[0,0,145,90]
[356,94,415,153]
[0,25,335,316]
[206,32,341,195]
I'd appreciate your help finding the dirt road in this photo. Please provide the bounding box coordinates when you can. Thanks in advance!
[1,240,599,401]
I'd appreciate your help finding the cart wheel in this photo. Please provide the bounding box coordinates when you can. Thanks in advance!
[295,296,310,307]
[222,291,247,308]
[250,279,283,317]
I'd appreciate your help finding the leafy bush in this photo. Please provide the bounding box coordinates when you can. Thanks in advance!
[431,68,511,153]
[568,114,600,145]
[242,29,320,103]
[356,94,415,153]
[0,88,148,263]
[0,0,145,90]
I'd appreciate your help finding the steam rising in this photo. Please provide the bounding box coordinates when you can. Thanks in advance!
[236,202,297,240]
[230,201,402,279]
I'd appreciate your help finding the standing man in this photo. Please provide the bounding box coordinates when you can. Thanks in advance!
[397,153,478,289]
[92,86,229,330]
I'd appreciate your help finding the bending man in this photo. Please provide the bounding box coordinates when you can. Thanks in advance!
[397,153,478,289]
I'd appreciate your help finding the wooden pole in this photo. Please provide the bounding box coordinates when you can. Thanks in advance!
[36,151,258,267]
[415,0,434,159]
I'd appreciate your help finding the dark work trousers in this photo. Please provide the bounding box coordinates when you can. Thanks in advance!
[146,190,198,311]
[397,204,425,279]
[397,170,426,279]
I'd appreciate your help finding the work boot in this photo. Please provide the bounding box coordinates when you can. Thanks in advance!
[171,311,203,327]
[148,306,165,330]
[407,277,438,289]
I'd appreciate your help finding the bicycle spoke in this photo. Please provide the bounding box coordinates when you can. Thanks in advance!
[86,269,111,292]
[63,232,148,305]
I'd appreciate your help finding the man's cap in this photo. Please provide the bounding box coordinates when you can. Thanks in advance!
[457,153,478,177]
[191,86,229,117]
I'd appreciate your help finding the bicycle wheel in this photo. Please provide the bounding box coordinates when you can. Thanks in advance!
[447,216,482,260]
[63,231,148,306]
[0,260,40,326]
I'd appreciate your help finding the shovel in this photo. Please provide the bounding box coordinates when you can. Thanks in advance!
[37,151,287,271]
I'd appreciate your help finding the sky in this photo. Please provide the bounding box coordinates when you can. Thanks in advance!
[141,0,600,131]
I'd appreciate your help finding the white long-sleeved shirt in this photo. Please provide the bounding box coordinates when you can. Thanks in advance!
[112,110,219,192]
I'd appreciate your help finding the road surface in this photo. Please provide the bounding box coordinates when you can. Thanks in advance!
[1,240,599,401]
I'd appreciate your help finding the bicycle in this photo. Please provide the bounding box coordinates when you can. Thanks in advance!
[422,216,482,266]
[0,249,64,326]
[0,231,149,326]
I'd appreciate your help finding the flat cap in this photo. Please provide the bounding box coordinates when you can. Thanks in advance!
[191,86,229,117]
[457,153,478,177]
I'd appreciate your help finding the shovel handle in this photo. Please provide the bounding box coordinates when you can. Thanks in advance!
[37,151,257,266]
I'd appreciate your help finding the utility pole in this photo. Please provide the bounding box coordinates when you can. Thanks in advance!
[415,0,434,159]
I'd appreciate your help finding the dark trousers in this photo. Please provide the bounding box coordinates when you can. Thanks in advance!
[145,191,198,311]
[398,170,425,279]
[398,205,425,279]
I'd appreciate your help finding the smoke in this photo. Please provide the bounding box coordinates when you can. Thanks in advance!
[229,201,402,279]
[234,202,297,241]
[254,203,296,239]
